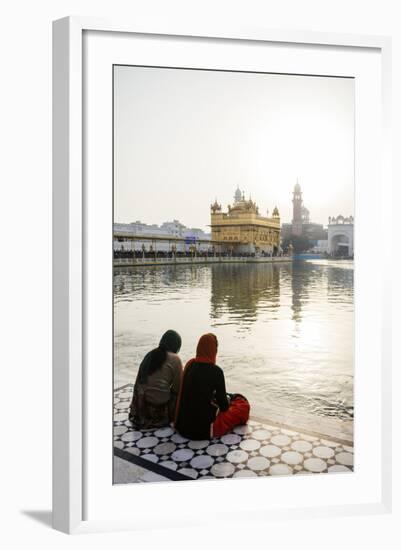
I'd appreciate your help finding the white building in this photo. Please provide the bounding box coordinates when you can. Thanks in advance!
[327,215,354,257]
[310,240,328,253]
[113,220,211,252]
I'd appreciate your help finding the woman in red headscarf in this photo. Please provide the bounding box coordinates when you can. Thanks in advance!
[174,333,250,440]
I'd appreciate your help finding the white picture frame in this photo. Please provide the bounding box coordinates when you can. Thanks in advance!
[52,16,392,534]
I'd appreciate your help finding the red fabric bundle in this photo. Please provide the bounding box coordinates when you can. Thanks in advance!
[212,396,250,438]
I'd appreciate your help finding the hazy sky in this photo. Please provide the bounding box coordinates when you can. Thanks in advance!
[114,66,354,230]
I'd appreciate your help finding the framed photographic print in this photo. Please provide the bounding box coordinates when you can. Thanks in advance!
[52,17,392,534]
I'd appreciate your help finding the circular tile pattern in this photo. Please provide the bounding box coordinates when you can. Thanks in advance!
[320,439,340,448]
[177,468,198,479]
[188,440,209,450]
[328,464,351,473]
[154,427,174,438]
[154,442,176,455]
[190,455,214,470]
[207,443,229,457]
[115,401,129,410]
[281,451,303,465]
[158,461,178,471]
[137,436,159,449]
[271,434,291,447]
[291,440,312,453]
[114,412,128,422]
[304,457,327,472]
[342,445,354,453]
[114,440,124,449]
[252,429,272,441]
[233,425,252,435]
[226,450,248,464]
[121,430,143,442]
[211,462,235,478]
[281,429,298,436]
[221,433,241,445]
[313,446,335,459]
[302,435,318,442]
[336,452,353,466]
[171,433,189,444]
[239,439,261,452]
[171,449,194,462]
[142,453,158,463]
[260,444,281,458]
[125,447,140,456]
[269,463,292,476]
[114,425,128,436]
[247,456,270,471]
[233,469,258,478]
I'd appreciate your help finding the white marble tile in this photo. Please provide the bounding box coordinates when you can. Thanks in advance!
[291,440,312,453]
[190,455,214,470]
[206,443,229,457]
[226,450,248,464]
[271,434,291,447]
[252,429,272,441]
[269,463,292,476]
[171,448,195,462]
[313,446,335,459]
[260,444,281,458]
[303,457,327,472]
[136,436,159,448]
[210,462,235,478]
[281,451,303,465]
[335,452,353,466]
[188,439,209,450]
[247,456,270,471]
[221,433,242,445]
[239,439,261,452]
[154,442,176,455]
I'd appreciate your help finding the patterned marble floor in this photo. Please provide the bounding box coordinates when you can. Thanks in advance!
[114,384,354,483]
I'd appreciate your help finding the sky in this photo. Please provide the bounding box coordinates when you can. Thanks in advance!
[114,65,354,231]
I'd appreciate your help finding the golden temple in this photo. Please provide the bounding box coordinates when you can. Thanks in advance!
[210,187,281,254]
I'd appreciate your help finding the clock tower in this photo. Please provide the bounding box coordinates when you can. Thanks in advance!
[292,181,303,236]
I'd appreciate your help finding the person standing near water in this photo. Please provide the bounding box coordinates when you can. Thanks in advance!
[129,330,183,429]
[175,333,250,440]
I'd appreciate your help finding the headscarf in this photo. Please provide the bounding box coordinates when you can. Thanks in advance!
[194,333,218,365]
[174,333,218,424]
[137,329,182,383]
[159,330,182,354]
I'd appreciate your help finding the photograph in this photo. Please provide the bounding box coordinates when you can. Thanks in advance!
[112,64,355,483]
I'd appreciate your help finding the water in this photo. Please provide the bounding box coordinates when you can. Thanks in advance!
[114,260,353,421]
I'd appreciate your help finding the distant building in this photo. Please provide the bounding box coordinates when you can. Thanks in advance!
[113,220,211,253]
[281,182,327,244]
[210,186,281,254]
[310,240,329,253]
[327,215,354,256]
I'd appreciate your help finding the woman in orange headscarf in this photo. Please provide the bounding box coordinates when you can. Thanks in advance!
[174,333,250,440]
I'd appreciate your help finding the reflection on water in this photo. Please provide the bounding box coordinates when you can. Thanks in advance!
[114,260,354,421]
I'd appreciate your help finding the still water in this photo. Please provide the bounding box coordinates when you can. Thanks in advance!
[114,260,353,421]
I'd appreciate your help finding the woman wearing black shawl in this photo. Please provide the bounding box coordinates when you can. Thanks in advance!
[128,330,183,429]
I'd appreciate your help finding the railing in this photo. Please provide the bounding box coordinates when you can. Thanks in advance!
[113,255,292,266]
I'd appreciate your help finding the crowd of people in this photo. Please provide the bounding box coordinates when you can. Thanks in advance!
[128,330,250,440]
[114,247,286,259]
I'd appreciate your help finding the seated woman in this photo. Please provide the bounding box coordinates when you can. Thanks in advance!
[174,333,250,440]
[129,329,183,430]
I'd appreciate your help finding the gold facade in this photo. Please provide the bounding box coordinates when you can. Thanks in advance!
[210,190,281,254]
